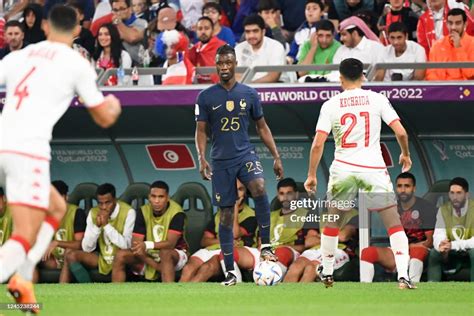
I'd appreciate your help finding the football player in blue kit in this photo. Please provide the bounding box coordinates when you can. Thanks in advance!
[195,44,284,286]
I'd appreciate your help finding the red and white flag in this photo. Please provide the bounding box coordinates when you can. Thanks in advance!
[91,2,114,37]
[146,144,196,170]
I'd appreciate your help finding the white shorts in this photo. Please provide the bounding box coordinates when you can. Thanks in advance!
[0,152,50,211]
[191,249,221,264]
[174,249,188,271]
[327,164,396,211]
[300,248,350,270]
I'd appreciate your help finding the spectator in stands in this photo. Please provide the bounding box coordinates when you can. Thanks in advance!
[155,29,195,85]
[179,180,256,283]
[354,8,380,36]
[297,20,341,78]
[231,0,259,40]
[180,0,204,31]
[429,177,474,281]
[0,187,12,247]
[360,173,437,283]
[112,181,188,283]
[156,6,177,33]
[256,0,288,50]
[156,6,192,45]
[132,0,151,21]
[188,17,226,84]
[235,14,289,83]
[287,0,324,64]
[44,0,95,29]
[377,0,419,43]
[202,2,235,47]
[426,8,474,81]
[374,22,426,81]
[59,183,136,283]
[328,0,375,29]
[37,181,86,282]
[327,16,384,81]
[0,21,28,59]
[22,4,46,44]
[93,23,132,86]
[144,21,163,68]
[69,1,95,57]
[111,0,148,64]
[417,0,474,57]
[278,0,307,41]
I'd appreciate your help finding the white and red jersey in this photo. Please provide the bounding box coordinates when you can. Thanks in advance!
[0,41,105,160]
[316,88,400,172]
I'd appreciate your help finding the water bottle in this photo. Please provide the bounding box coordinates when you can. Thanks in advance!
[131,66,139,86]
[117,65,125,86]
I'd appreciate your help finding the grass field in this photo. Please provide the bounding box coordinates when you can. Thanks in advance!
[1,282,473,316]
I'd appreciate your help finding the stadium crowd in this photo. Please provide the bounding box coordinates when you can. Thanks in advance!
[0,173,472,283]
[1,0,474,84]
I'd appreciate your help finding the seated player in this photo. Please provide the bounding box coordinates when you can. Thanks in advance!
[284,209,357,283]
[179,180,257,282]
[227,178,307,277]
[35,181,87,282]
[0,188,12,246]
[112,181,188,283]
[429,177,474,281]
[360,173,437,283]
[59,183,135,283]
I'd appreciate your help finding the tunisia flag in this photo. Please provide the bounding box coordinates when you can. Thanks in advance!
[146,144,196,170]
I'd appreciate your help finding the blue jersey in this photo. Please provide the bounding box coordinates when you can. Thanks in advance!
[195,83,263,168]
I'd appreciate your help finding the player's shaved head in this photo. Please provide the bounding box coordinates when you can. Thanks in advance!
[339,58,363,82]
[216,44,236,58]
[48,4,78,33]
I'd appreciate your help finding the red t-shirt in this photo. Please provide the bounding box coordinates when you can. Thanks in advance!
[188,36,226,84]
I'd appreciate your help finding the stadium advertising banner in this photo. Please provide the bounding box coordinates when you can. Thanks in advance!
[76,85,474,106]
[3,85,467,108]
[423,139,474,185]
[121,142,320,199]
[51,141,428,200]
[51,145,129,195]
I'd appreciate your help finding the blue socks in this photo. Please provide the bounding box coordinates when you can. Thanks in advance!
[219,222,235,272]
[254,194,271,245]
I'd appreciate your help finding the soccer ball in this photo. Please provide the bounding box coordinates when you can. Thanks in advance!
[253,260,283,286]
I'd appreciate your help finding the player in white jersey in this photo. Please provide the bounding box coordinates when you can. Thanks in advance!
[0,5,121,312]
[304,58,416,290]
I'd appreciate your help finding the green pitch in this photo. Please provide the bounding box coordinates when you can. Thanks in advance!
[1,282,473,316]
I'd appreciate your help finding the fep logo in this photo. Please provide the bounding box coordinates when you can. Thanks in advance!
[146,144,196,170]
